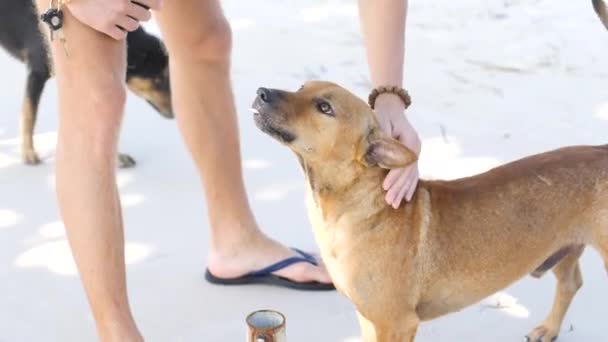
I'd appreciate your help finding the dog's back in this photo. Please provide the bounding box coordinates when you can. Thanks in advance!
[414,145,608,319]
[0,0,48,68]
[593,0,608,29]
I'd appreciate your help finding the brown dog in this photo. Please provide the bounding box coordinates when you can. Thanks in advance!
[252,81,608,342]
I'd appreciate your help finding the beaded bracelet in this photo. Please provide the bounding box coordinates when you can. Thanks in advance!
[368,86,412,110]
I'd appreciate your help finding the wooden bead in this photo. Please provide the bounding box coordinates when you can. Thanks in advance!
[368,86,412,110]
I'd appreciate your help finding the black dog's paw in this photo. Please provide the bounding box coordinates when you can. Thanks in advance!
[22,149,41,165]
[117,153,137,169]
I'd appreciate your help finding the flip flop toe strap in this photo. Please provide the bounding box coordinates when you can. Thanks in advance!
[247,249,319,277]
[291,248,317,265]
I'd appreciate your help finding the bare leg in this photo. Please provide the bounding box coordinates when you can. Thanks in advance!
[34,2,141,341]
[154,0,330,283]
[526,246,584,342]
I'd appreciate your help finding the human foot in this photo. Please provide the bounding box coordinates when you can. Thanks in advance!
[206,234,333,289]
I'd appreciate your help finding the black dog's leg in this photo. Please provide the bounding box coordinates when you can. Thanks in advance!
[21,66,49,165]
[593,0,608,30]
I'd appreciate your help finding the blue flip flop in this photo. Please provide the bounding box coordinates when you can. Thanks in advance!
[204,248,335,291]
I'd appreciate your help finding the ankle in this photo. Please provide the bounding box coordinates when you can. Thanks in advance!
[96,312,142,342]
[208,215,262,250]
[98,324,143,342]
[209,227,263,256]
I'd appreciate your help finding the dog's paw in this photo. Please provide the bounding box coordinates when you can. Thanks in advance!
[117,153,137,169]
[22,150,41,165]
[526,325,559,342]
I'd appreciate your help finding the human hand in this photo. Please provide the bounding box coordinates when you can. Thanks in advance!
[67,0,162,40]
[373,93,421,208]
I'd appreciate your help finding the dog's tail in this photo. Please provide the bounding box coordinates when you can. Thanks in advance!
[593,0,608,30]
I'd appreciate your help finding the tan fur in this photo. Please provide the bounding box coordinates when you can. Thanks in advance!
[126,75,172,117]
[20,92,39,164]
[253,81,608,342]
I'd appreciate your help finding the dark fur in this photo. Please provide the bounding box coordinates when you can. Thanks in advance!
[530,244,584,278]
[593,0,608,30]
[0,0,173,167]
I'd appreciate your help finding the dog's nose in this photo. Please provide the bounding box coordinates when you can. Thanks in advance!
[257,87,274,104]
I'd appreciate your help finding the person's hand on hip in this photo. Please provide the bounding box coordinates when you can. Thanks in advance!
[373,94,421,209]
[66,0,162,40]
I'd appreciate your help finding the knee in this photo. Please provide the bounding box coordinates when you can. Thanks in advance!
[88,87,126,157]
[59,85,126,162]
[170,18,232,64]
[86,83,126,123]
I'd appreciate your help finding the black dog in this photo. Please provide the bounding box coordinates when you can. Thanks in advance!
[594,0,608,30]
[0,0,173,168]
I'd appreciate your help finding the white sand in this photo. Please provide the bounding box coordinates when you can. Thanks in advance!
[1,0,607,341]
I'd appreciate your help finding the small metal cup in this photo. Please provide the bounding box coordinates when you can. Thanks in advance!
[246,309,286,342]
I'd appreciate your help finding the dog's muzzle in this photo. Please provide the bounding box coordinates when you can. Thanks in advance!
[252,87,296,143]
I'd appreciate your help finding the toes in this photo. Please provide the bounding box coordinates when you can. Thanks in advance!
[306,263,332,283]
[297,262,332,283]
[274,263,309,282]
[22,150,41,165]
[117,153,136,168]
[273,257,332,284]
[526,325,559,342]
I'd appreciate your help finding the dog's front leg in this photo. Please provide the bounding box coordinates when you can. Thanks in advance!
[356,311,376,342]
[373,314,419,342]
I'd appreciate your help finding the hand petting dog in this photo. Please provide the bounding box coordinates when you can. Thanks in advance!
[373,94,421,208]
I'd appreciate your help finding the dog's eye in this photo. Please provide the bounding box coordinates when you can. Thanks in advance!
[316,101,334,116]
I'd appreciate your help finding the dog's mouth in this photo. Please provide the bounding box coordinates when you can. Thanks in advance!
[146,99,174,119]
[251,99,296,144]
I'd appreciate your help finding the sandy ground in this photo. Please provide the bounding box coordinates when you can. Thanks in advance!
[1,0,607,341]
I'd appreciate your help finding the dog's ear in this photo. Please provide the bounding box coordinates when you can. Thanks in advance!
[360,134,417,169]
